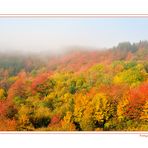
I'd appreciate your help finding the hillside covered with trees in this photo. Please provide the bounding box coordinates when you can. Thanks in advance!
[0,41,148,131]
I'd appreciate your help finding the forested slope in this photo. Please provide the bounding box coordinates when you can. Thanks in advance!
[0,41,148,131]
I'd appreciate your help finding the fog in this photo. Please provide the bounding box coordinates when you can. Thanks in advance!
[0,17,148,54]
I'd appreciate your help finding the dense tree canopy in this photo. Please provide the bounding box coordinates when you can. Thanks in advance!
[0,41,148,131]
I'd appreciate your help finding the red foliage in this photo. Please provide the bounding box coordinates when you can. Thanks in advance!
[98,84,129,102]
[127,83,148,119]
[48,50,113,72]
[7,71,26,103]
[50,114,61,124]
[31,72,52,91]
[126,51,134,60]
[0,101,8,115]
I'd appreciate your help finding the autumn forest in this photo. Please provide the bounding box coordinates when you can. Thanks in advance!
[0,41,148,131]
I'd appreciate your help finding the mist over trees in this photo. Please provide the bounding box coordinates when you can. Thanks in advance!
[0,40,148,131]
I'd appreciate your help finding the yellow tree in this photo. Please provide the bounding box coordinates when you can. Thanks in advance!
[61,111,76,131]
[117,97,129,122]
[141,101,148,122]
[73,92,95,131]
[17,105,34,131]
[92,93,115,130]
[0,88,5,100]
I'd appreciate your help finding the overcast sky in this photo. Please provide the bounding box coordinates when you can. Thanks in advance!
[0,17,148,53]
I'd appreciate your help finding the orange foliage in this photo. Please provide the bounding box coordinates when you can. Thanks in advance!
[0,118,16,131]
[7,71,27,102]
[127,83,148,119]
[0,101,8,115]
[31,72,51,91]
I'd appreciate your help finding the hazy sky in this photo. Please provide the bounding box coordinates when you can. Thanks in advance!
[0,17,148,53]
